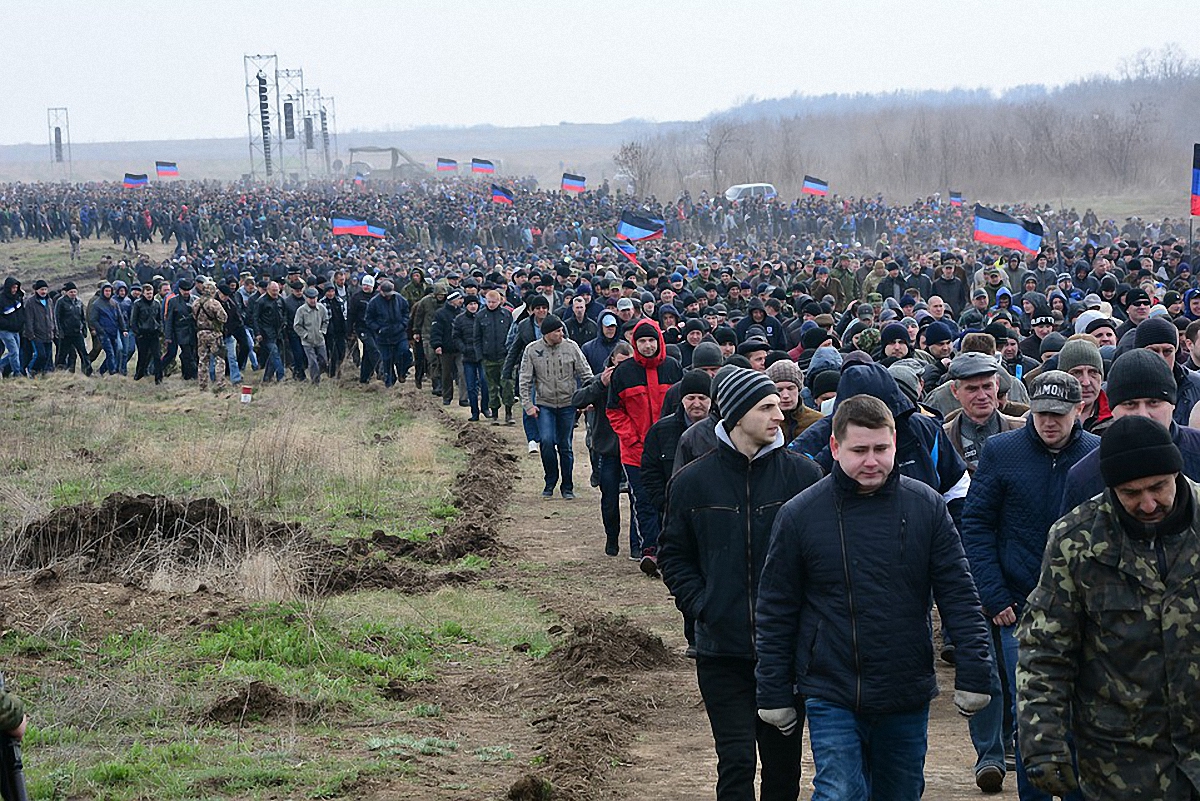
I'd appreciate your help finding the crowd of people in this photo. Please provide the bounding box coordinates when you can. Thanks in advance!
[3,175,1199,800]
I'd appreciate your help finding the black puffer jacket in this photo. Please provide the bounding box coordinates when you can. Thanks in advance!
[660,432,823,660]
[754,465,993,714]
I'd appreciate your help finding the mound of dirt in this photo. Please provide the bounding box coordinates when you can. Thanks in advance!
[11,492,302,584]
[206,680,313,724]
[508,774,554,801]
[546,615,678,682]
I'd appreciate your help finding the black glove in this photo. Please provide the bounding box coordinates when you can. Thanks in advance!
[1023,755,1078,797]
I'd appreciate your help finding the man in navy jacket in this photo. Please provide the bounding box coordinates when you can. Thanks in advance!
[756,394,993,800]
[961,371,1099,796]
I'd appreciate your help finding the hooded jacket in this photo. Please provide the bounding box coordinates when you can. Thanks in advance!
[0,277,24,333]
[660,427,823,659]
[607,319,684,467]
[791,362,970,525]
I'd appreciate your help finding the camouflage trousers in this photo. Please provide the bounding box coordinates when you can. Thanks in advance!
[197,330,226,389]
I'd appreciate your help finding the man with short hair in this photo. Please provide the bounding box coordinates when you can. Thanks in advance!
[961,371,1100,795]
[1114,287,1151,340]
[365,279,412,388]
[505,294,552,452]
[163,280,197,381]
[129,282,163,383]
[252,281,287,383]
[475,289,515,425]
[193,282,229,391]
[661,367,822,801]
[944,352,1026,474]
[1020,313,1056,361]
[1018,416,1200,800]
[756,394,993,800]
[519,314,593,500]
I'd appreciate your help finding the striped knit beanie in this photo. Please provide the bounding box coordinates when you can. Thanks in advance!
[716,367,779,431]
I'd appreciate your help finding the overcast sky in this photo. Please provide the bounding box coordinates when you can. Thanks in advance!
[2,0,1192,145]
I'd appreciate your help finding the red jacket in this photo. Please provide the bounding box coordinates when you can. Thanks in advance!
[607,320,683,466]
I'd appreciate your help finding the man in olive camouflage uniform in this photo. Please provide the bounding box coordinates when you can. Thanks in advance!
[411,281,447,394]
[1017,415,1200,800]
[193,280,228,391]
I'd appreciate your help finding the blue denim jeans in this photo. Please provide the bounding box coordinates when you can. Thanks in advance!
[536,405,576,493]
[805,697,928,801]
[463,361,489,417]
[27,341,53,375]
[263,340,285,382]
[224,336,243,383]
[967,625,1007,775]
[97,331,121,375]
[0,330,22,375]
[120,331,135,372]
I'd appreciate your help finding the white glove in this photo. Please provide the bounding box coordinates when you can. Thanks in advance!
[954,690,991,718]
[757,707,798,735]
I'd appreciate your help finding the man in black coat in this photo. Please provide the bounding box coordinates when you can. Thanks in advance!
[660,367,823,801]
[755,394,994,799]
[163,280,197,381]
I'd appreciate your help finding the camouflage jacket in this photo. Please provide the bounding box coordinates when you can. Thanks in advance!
[0,691,21,733]
[1016,478,1200,799]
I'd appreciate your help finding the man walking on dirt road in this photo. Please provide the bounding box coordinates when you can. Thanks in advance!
[755,394,994,800]
[661,366,822,801]
[518,314,593,500]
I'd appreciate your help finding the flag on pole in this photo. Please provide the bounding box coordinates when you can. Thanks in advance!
[1191,144,1200,217]
[366,222,386,239]
[155,161,178,177]
[437,158,457,172]
[472,158,496,174]
[801,175,829,196]
[353,173,365,185]
[615,210,665,241]
[603,234,639,267]
[561,173,586,192]
[972,204,1044,254]
[949,191,963,207]
[491,184,514,205]
[123,173,148,188]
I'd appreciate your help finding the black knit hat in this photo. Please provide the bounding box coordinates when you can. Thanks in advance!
[691,342,723,369]
[716,367,779,431]
[679,370,712,399]
[1134,317,1178,348]
[1100,416,1182,488]
[880,322,910,348]
[1106,349,1176,407]
[540,314,564,335]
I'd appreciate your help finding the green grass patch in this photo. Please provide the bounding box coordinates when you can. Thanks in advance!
[367,734,458,758]
[325,587,556,660]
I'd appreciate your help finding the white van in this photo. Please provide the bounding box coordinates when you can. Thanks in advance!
[724,183,777,202]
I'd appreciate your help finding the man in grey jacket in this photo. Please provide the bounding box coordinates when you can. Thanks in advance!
[293,287,329,385]
[519,314,593,499]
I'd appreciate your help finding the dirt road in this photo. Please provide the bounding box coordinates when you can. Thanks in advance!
[440,398,994,799]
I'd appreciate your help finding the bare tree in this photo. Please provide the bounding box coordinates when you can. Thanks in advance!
[700,119,739,194]
[613,139,662,196]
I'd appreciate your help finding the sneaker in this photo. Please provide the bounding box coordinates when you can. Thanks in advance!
[491,418,501,427]
[939,643,956,665]
[527,440,539,454]
[442,399,452,406]
[604,540,619,557]
[468,415,479,422]
[639,551,660,578]
[589,472,599,488]
[458,399,470,407]
[1004,746,1017,773]
[684,645,698,659]
[541,489,554,499]
[561,490,575,500]
[975,765,1004,793]
[505,408,514,425]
